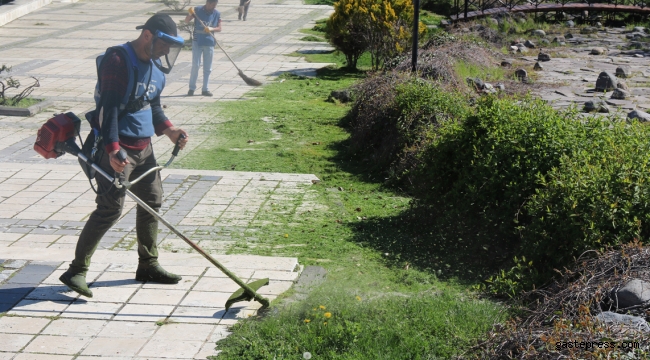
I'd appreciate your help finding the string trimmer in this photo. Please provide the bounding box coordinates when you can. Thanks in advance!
[33,112,270,310]
[188,7,262,86]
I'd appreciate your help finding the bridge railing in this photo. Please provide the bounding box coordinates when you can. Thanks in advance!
[453,0,650,20]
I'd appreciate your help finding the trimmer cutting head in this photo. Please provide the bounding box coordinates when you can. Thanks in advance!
[226,278,270,311]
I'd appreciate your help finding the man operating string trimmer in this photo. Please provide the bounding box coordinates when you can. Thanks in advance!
[58,14,189,297]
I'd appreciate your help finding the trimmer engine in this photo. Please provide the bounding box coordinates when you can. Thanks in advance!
[34,112,81,159]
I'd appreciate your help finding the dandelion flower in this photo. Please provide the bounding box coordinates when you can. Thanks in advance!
[356,296,362,301]
[324,312,332,318]
[319,305,326,310]
[304,319,311,323]
[284,233,289,238]
[323,322,328,325]
[304,352,312,360]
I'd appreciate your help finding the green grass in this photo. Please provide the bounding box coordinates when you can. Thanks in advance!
[0,98,41,108]
[179,67,504,358]
[454,60,506,84]
[288,50,374,71]
[300,35,326,42]
[420,11,444,26]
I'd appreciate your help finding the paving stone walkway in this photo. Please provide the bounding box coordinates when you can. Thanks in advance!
[0,0,333,358]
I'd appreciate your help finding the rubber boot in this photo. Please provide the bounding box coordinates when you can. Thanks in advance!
[59,266,93,298]
[136,262,182,284]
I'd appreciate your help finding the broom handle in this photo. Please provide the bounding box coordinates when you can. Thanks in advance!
[78,152,270,308]
[194,15,243,73]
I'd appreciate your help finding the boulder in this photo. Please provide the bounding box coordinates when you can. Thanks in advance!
[584,98,609,113]
[590,47,607,55]
[628,109,650,122]
[617,81,629,90]
[565,33,574,39]
[596,311,650,332]
[517,45,528,54]
[612,279,650,309]
[552,35,565,43]
[634,26,646,33]
[501,59,514,67]
[566,20,575,28]
[482,83,497,94]
[532,29,546,37]
[524,40,536,48]
[615,66,632,79]
[534,62,543,70]
[611,88,631,100]
[515,68,528,81]
[538,52,551,62]
[595,71,618,91]
[488,18,499,26]
[495,83,505,91]
[540,38,550,45]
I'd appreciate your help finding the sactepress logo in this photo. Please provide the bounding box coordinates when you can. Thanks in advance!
[555,340,640,351]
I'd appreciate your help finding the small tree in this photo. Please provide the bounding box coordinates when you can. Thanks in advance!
[0,65,40,106]
[327,0,421,70]
[326,0,369,70]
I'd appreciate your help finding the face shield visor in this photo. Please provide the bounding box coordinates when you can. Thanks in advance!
[153,30,184,74]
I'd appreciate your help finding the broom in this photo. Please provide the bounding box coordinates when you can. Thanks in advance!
[188,7,262,87]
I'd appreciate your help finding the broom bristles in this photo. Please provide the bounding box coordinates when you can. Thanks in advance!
[238,70,262,86]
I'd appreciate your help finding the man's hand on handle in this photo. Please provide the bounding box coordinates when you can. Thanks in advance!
[109,150,128,173]
[163,127,189,150]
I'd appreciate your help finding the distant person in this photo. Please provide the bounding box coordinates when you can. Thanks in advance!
[185,0,222,96]
[238,0,251,21]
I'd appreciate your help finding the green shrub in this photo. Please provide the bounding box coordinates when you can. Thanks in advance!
[347,75,470,176]
[349,84,650,295]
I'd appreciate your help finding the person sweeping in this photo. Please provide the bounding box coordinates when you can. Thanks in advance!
[185,0,221,97]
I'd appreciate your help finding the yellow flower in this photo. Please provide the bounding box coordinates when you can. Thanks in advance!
[284,234,289,238]
[304,319,311,323]
[356,296,362,301]
[324,312,332,318]
[319,305,326,310]
[323,322,328,325]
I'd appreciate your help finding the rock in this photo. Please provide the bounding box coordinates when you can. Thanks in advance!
[540,38,550,45]
[634,26,646,33]
[517,17,526,24]
[581,27,597,34]
[328,90,352,103]
[495,83,505,91]
[559,41,566,46]
[612,279,650,309]
[565,33,574,39]
[537,52,551,62]
[488,18,499,26]
[626,32,647,39]
[584,98,609,113]
[596,22,602,28]
[501,59,513,67]
[566,20,575,27]
[615,66,632,78]
[590,47,607,55]
[611,88,631,100]
[482,83,497,94]
[524,40,536,48]
[515,68,528,81]
[635,54,645,58]
[517,45,528,54]
[466,77,485,90]
[595,71,618,91]
[509,45,519,52]
[532,29,546,37]
[552,35,565,43]
[617,81,629,90]
[628,109,650,122]
[596,311,650,332]
[534,62,543,70]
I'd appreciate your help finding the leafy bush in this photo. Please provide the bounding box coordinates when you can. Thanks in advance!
[349,82,650,295]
